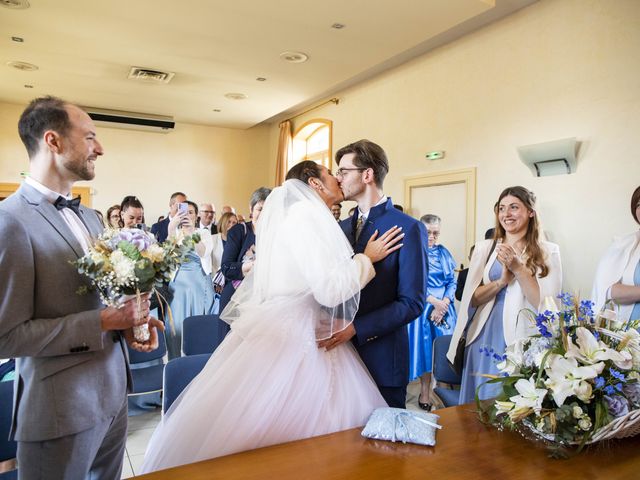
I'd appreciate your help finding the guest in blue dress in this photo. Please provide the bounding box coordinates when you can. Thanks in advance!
[447,186,562,404]
[408,214,457,410]
[166,201,216,359]
[593,186,640,323]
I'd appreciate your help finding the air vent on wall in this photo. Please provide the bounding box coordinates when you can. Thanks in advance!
[128,67,175,84]
[83,107,175,133]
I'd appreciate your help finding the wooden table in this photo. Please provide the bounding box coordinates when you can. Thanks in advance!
[137,405,640,479]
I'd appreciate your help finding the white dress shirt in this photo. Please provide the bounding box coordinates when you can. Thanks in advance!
[25,176,92,254]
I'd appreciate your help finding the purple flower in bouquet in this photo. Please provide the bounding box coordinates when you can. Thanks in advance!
[108,228,154,251]
[604,395,630,418]
[623,383,640,406]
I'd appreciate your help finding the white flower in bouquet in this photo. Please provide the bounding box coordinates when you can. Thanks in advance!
[109,250,136,285]
[543,354,603,406]
[496,338,526,375]
[510,377,547,415]
[565,327,629,367]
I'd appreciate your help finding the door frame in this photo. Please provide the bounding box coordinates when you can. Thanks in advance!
[404,167,476,257]
[0,182,93,206]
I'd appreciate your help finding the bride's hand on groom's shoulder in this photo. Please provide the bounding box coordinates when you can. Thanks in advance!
[124,317,165,352]
[317,323,356,351]
[364,226,404,263]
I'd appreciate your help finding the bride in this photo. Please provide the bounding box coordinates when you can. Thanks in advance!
[141,161,404,472]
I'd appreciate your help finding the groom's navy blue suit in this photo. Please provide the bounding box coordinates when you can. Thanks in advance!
[341,198,428,407]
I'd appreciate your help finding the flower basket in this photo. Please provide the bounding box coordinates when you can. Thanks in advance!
[479,293,640,453]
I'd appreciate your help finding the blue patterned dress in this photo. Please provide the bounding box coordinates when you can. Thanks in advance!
[167,250,216,359]
[408,244,457,381]
[459,260,506,404]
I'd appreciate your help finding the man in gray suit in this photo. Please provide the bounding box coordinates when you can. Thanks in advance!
[0,96,163,479]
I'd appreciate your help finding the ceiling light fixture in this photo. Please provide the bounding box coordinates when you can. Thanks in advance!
[212,109,221,112]
[7,61,38,71]
[331,23,345,29]
[224,93,248,100]
[279,51,308,63]
[128,67,174,84]
[0,0,30,9]
[11,36,24,43]
[256,77,266,82]
[24,84,33,88]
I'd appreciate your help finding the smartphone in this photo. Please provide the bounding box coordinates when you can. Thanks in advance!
[177,202,188,215]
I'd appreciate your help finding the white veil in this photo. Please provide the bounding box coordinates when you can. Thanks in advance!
[221,179,362,340]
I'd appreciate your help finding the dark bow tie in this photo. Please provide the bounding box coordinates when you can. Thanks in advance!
[54,195,82,215]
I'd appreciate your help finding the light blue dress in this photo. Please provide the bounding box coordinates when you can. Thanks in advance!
[167,251,216,359]
[407,244,457,380]
[631,260,640,321]
[459,260,506,404]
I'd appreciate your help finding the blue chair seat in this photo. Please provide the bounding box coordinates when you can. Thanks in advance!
[130,364,165,395]
[163,354,211,413]
[182,315,220,356]
[432,335,462,408]
[0,380,17,478]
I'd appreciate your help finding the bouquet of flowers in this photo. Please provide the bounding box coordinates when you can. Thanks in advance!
[479,293,640,455]
[74,228,200,341]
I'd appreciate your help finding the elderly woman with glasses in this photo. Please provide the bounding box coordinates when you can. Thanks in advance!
[407,214,458,410]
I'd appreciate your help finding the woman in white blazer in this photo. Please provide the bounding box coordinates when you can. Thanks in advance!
[447,186,562,404]
[592,186,640,322]
[211,211,239,275]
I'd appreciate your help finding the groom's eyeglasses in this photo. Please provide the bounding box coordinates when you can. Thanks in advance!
[335,167,367,177]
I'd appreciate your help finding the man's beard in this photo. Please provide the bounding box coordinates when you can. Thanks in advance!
[64,157,95,181]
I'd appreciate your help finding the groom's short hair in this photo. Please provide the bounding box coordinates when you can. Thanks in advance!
[18,96,72,158]
[335,139,389,189]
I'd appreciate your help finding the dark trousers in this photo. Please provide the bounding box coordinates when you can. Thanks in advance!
[379,385,407,409]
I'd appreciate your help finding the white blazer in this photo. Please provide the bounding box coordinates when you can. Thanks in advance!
[446,239,562,363]
[210,233,225,274]
[592,230,640,320]
[196,228,214,276]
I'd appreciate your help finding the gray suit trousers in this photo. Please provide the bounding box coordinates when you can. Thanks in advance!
[17,399,128,480]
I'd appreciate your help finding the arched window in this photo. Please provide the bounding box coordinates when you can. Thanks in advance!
[289,119,333,172]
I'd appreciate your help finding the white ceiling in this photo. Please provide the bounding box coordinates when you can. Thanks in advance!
[0,0,536,129]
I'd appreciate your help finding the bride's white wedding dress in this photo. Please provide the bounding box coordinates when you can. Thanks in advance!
[141,180,386,473]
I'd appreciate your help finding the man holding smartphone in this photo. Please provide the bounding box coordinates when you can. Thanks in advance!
[150,191,187,242]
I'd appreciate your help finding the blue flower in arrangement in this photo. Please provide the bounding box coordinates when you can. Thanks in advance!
[556,292,574,307]
[610,369,626,382]
[595,376,606,389]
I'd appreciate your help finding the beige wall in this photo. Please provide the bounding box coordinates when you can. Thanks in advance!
[270,0,640,294]
[0,101,272,223]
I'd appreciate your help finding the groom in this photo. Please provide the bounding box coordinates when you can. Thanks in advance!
[320,139,428,408]
[0,96,162,479]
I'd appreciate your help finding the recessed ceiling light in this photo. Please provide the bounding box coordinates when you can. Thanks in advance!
[331,23,345,29]
[224,93,248,100]
[256,77,266,82]
[279,51,308,63]
[7,61,38,71]
[0,0,30,9]
[212,109,221,112]
[11,36,24,43]
[24,84,33,88]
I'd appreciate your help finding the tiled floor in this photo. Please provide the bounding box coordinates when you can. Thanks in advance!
[122,409,162,479]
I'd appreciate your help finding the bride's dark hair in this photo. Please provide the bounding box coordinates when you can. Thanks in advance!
[285,160,322,184]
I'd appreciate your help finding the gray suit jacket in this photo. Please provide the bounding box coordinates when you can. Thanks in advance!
[0,183,130,442]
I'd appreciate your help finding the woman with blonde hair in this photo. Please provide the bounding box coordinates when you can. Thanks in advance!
[447,186,562,403]
[211,212,239,275]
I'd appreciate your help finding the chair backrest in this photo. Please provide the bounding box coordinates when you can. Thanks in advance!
[0,381,17,462]
[432,335,461,385]
[163,354,210,413]
[127,328,167,365]
[182,314,220,356]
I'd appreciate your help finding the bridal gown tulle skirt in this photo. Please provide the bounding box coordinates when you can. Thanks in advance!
[141,296,387,473]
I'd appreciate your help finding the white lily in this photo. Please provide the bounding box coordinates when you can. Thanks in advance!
[544,354,604,406]
[497,339,526,375]
[495,400,515,415]
[565,327,627,366]
[509,377,547,414]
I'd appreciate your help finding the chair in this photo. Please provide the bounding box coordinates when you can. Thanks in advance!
[182,314,220,356]
[162,354,211,413]
[0,381,18,479]
[431,335,461,408]
[127,329,167,397]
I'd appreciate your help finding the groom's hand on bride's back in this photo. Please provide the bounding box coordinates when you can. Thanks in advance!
[364,226,404,263]
[317,323,356,351]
